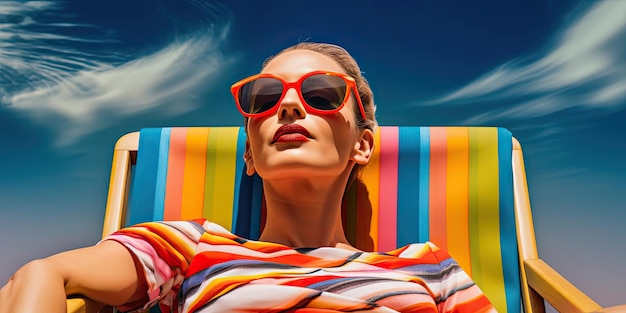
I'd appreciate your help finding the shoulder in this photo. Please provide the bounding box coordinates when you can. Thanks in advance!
[102,219,213,249]
[387,242,451,260]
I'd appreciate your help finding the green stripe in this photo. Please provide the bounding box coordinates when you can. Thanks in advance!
[472,127,508,311]
[211,127,240,230]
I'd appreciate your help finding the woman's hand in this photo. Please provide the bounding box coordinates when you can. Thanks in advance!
[0,240,147,313]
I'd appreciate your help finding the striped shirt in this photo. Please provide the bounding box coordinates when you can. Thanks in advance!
[103,219,495,313]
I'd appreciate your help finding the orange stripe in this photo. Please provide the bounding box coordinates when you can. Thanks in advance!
[429,127,447,251]
[445,127,471,275]
[181,128,209,220]
[360,127,381,250]
[164,128,188,220]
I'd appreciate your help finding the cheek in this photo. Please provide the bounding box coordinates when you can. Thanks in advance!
[246,117,272,148]
[323,115,359,151]
[331,130,358,161]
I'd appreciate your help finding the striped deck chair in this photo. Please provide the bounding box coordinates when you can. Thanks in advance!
[67,126,609,313]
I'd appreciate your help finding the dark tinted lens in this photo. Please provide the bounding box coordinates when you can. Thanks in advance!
[238,77,283,114]
[301,74,347,111]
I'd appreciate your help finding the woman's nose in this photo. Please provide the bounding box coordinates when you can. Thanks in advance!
[277,88,307,120]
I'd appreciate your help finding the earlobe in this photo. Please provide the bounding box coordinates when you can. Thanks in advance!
[352,129,375,165]
[244,140,256,176]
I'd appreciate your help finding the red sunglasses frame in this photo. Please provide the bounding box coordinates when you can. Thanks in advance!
[230,70,367,120]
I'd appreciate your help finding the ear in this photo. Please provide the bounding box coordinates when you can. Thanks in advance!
[244,140,256,176]
[352,128,374,165]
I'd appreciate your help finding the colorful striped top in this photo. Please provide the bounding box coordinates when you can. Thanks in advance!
[103,219,496,313]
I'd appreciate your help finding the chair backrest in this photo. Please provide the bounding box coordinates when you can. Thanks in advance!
[108,126,524,313]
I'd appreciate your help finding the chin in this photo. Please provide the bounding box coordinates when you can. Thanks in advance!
[257,163,345,181]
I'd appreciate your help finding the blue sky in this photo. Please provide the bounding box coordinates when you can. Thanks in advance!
[1,0,625,308]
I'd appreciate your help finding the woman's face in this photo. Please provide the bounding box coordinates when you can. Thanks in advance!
[244,49,371,181]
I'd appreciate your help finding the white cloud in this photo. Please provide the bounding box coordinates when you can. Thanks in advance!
[0,1,233,146]
[588,80,626,107]
[8,36,231,145]
[422,1,626,124]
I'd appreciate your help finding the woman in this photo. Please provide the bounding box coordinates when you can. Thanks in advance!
[0,42,495,312]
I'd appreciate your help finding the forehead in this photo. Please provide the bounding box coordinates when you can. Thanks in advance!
[261,50,346,81]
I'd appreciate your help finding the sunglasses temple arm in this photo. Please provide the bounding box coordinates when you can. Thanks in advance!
[352,87,367,121]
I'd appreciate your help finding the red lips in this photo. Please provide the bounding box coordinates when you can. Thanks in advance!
[272,124,312,143]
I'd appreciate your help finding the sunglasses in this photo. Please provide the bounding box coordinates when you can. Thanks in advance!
[231,71,367,120]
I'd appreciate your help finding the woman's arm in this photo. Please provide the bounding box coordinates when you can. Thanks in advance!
[0,240,147,313]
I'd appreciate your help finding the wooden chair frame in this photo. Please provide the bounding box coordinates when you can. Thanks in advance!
[66,129,621,313]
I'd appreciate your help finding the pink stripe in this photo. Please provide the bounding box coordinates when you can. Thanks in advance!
[164,128,188,220]
[377,127,399,251]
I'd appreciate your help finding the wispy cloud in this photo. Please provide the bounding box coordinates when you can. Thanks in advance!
[0,1,233,146]
[420,1,626,125]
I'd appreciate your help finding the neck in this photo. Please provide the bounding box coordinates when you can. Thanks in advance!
[258,175,351,248]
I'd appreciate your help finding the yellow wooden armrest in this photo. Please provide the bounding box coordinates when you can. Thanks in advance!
[66,298,86,313]
[525,259,602,313]
[66,297,113,313]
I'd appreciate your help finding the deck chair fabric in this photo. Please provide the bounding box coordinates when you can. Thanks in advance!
[123,126,519,313]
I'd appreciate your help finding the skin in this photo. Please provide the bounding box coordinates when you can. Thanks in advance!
[0,49,374,311]
[246,49,374,248]
[0,241,147,312]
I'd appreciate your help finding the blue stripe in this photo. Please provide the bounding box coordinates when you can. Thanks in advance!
[418,127,430,242]
[152,128,171,221]
[250,174,264,239]
[234,169,253,238]
[397,127,422,247]
[232,128,246,231]
[307,277,356,290]
[398,256,458,274]
[497,128,521,312]
[128,128,161,226]
[232,128,263,240]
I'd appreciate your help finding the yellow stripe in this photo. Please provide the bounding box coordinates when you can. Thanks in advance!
[203,128,218,222]
[445,127,471,275]
[361,128,381,250]
[103,149,128,236]
[472,127,507,310]
[211,127,239,230]
[181,128,209,220]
